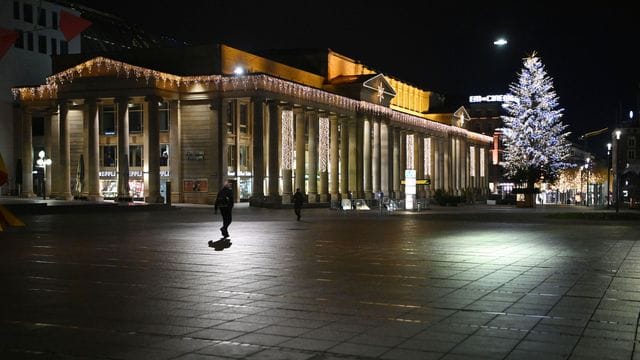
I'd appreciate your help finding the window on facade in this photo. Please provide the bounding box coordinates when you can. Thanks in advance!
[26,32,33,51]
[629,149,636,161]
[23,3,33,23]
[160,144,169,166]
[129,145,143,167]
[628,136,636,147]
[51,11,58,29]
[227,144,236,175]
[101,146,117,167]
[50,38,57,55]
[37,35,46,54]
[239,144,251,175]
[14,30,23,48]
[159,102,169,131]
[226,101,235,134]
[60,40,68,54]
[239,103,249,134]
[38,8,46,27]
[128,104,143,133]
[13,1,20,19]
[100,104,117,135]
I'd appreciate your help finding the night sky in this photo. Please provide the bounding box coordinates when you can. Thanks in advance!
[79,0,639,156]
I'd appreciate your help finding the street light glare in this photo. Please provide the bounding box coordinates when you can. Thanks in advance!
[493,38,508,46]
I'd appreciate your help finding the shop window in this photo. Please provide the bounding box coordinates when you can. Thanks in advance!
[100,104,116,135]
[159,101,169,131]
[128,104,143,133]
[38,35,46,54]
[129,145,143,167]
[160,144,169,166]
[239,144,251,175]
[38,8,46,27]
[227,144,236,175]
[101,146,117,167]
[226,100,236,134]
[239,103,248,134]
[23,3,33,23]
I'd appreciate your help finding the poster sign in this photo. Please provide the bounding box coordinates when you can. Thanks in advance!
[183,179,208,192]
[405,169,416,210]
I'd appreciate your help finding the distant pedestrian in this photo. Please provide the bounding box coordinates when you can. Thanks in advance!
[214,180,234,238]
[293,188,304,221]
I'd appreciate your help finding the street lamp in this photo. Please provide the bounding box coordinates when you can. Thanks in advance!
[585,157,591,206]
[607,143,612,208]
[36,150,52,200]
[615,129,622,213]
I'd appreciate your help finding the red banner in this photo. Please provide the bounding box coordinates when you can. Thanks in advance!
[60,10,91,41]
[0,28,18,60]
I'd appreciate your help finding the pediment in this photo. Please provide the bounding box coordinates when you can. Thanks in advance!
[362,74,396,105]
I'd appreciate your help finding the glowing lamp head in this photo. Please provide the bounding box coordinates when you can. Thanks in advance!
[615,130,622,140]
[493,38,508,46]
[607,143,612,151]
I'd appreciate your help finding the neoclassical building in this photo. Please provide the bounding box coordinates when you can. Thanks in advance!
[12,44,492,207]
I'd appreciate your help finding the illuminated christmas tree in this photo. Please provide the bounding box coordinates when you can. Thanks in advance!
[501,52,571,205]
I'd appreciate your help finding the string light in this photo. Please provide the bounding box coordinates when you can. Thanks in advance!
[281,109,294,170]
[13,56,492,145]
[406,133,414,169]
[319,116,329,172]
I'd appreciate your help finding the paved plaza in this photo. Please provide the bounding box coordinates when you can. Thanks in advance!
[2,201,640,359]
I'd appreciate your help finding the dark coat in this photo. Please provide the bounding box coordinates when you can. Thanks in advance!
[215,186,234,210]
[293,191,304,208]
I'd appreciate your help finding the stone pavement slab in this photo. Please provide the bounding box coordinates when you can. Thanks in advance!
[2,204,640,359]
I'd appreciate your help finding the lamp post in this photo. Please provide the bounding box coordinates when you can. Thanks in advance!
[615,130,622,213]
[607,143,612,208]
[585,157,591,206]
[36,150,52,200]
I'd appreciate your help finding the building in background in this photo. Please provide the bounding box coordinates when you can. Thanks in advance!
[13,44,492,207]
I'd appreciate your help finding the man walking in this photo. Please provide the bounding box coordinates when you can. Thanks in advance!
[214,180,234,238]
[293,188,304,221]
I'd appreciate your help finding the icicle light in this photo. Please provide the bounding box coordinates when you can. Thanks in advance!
[424,137,431,177]
[406,134,414,169]
[470,146,476,176]
[319,116,329,172]
[12,56,492,145]
[281,109,294,169]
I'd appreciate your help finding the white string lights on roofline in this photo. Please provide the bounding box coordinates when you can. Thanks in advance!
[12,56,492,145]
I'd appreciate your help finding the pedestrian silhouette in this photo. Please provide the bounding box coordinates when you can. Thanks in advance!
[214,180,234,238]
[293,188,304,221]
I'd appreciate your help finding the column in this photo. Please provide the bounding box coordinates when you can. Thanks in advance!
[145,96,162,203]
[20,108,34,197]
[281,107,293,203]
[329,114,339,205]
[392,127,400,199]
[416,134,424,198]
[380,120,389,196]
[116,97,131,201]
[318,114,329,202]
[429,137,436,194]
[251,97,265,202]
[267,101,280,201]
[363,116,372,199]
[307,111,318,202]
[169,100,182,203]
[58,102,73,200]
[372,118,380,195]
[86,99,102,201]
[295,109,305,195]
[348,116,357,196]
[42,108,55,199]
[339,116,349,198]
